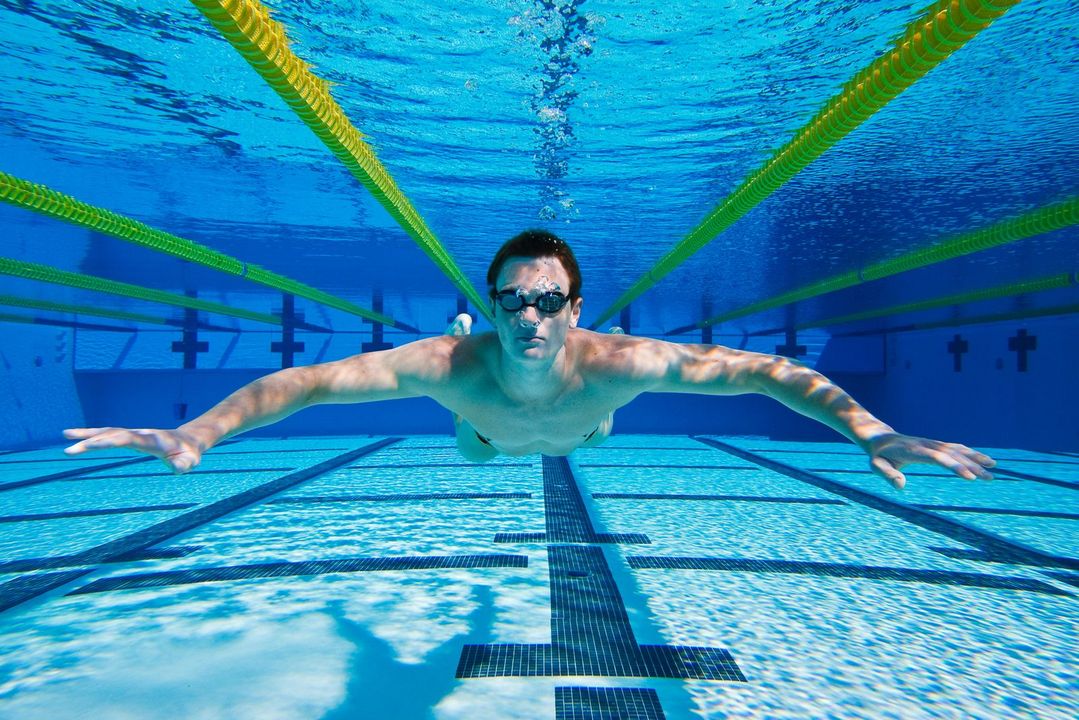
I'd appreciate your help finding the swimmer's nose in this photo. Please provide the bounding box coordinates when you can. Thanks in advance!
[517,305,541,325]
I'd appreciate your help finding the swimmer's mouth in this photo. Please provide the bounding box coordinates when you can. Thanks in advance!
[517,335,543,343]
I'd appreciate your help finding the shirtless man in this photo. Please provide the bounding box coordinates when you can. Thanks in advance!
[64,230,995,490]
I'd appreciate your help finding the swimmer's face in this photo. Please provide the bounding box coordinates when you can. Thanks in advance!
[492,255,582,362]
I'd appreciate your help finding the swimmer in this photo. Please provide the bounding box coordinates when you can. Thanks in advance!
[63,230,995,489]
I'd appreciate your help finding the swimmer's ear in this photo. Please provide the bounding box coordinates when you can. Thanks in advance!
[569,296,583,327]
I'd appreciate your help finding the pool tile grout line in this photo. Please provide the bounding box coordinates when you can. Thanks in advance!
[64,467,295,481]
[593,493,846,505]
[0,546,204,573]
[989,467,1079,490]
[0,438,402,614]
[269,492,532,503]
[579,464,759,470]
[912,504,1079,521]
[693,436,1079,572]
[0,504,197,524]
[627,557,1071,596]
[0,456,157,493]
[67,554,529,595]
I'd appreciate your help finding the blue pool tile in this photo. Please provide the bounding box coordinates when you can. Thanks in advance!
[0,439,400,615]
[555,686,665,719]
[694,437,1079,572]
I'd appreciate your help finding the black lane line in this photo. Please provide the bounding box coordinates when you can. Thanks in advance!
[0,504,196,523]
[0,546,203,573]
[269,493,532,503]
[806,468,997,479]
[583,447,711,451]
[457,545,746,680]
[594,493,846,505]
[914,505,1079,521]
[0,456,157,492]
[74,468,294,481]
[627,557,1071,597]
[694,437,1079,572]
[745,448,864,456]
[0,455,137,464]
[555,687,666,719]
[211,448,350,455]
[1045,572,1079,589]
[0,438,401,614]
[994,457,1079,466]
[991,467,1079,491]
[344,463,534,469]
[579,464,759,470]
[68,554,528,595]
[458,457,745,681]
[496,455,649,545]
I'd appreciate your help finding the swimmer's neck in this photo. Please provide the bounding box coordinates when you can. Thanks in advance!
[495,344,573,403]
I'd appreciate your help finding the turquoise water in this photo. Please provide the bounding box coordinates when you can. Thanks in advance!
[1,1,1078,716]
[0,435,1075,718]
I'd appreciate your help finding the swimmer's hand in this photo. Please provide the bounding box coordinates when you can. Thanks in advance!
[865,433,995,490]
[63,427,203,474]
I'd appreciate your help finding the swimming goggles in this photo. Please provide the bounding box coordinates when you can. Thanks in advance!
[492,290,569,314]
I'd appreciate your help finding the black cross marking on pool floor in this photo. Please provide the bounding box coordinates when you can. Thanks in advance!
[457,456,746,682]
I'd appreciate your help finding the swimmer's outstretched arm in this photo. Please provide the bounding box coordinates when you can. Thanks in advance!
[63,339,448,473]
[644,341,995,489]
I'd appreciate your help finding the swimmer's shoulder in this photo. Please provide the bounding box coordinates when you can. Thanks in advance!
[570,328,680,378]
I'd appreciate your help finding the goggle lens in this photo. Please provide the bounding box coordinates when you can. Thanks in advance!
[494,291,568,314]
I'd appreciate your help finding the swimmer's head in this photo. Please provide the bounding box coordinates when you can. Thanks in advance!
[487,230,582,302]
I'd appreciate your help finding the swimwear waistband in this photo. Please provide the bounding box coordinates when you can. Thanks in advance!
[476,426,599,447]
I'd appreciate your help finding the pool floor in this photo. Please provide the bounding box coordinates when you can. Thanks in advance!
[0,435,1075,718]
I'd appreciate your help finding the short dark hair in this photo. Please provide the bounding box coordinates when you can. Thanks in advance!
[486,230,582,300]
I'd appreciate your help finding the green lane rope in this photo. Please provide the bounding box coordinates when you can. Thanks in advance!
[189,0,492,320]
[0,170,394,326]
[0,311,140,332]
[835,303,1079,337]
[0,294,170,325]
[798,272,1076,329]
[0,257,282,325]
[594,0,1021,326]
[688,198,1078,330]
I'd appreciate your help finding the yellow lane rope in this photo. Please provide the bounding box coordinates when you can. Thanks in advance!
[0,170,393,325]
[189,0,492,319]
[594,0,1021,326]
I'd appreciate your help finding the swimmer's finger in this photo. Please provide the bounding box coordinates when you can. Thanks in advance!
[926,449,984,481]
[63,428,118,454]
[871,456,906,490]
[162,451,198,475]
[65,428,160,456]
[63,427,112,441]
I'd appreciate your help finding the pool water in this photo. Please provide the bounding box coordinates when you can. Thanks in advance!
[0,435,1075,718]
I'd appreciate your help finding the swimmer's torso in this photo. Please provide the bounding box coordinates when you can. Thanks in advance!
[419,329,649,456]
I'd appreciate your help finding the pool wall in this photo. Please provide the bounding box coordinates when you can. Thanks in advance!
[2,311,1073,452]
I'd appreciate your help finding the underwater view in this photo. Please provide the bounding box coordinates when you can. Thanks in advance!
[0,1,1076,718]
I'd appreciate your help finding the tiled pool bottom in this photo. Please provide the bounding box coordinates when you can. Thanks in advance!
[0,435,1075,719]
